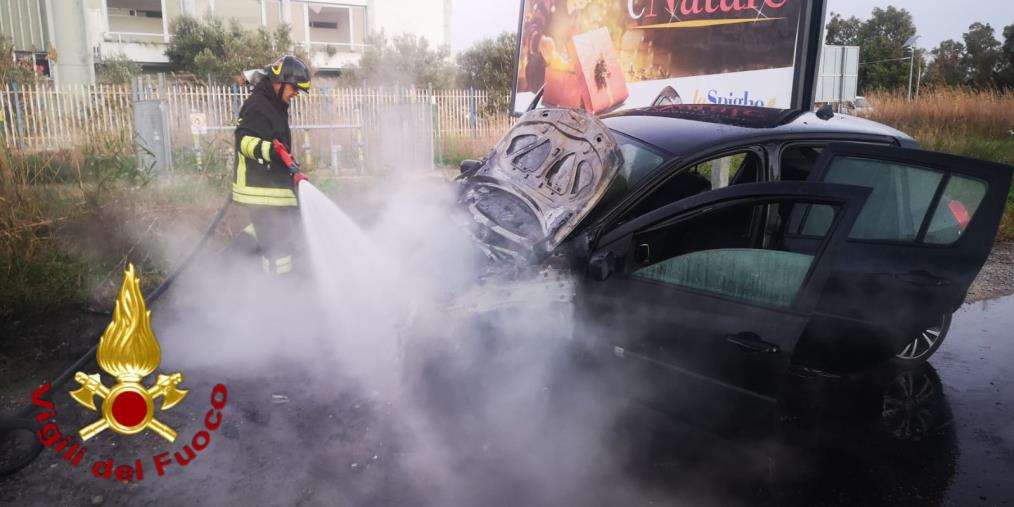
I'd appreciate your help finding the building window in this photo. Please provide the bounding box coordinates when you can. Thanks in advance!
[106,0,165,42]
[307,4,365,52]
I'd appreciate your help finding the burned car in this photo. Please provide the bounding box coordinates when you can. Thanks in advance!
[457,105,1012,409]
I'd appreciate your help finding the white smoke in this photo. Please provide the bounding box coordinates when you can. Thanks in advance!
[145,174,655,505]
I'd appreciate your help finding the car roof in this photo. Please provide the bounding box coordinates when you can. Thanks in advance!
[600,104,916,157]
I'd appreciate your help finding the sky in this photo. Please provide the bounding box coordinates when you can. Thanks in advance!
[449,0,1014,53]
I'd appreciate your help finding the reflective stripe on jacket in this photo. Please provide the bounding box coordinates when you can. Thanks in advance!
[233,79,296,207]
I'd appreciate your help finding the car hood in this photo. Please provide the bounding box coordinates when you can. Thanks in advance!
[459,108,623,265]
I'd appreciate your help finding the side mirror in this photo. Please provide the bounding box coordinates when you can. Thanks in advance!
[459,159,482,174]
[588,251,615,282]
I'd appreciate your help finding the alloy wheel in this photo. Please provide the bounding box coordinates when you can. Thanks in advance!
[896,315,948,360]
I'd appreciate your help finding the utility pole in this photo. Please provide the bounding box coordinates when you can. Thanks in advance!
[912,48,920,100]
[903,35,920,101]
[916,59,923,99]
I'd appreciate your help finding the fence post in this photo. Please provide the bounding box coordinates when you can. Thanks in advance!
[11,81,25,149]
[231,83,241,119]
[469,87,477,140]
[356,105,365,175]
[430,84,442,167]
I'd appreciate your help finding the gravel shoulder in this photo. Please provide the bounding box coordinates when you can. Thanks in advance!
[966,241,1014,303]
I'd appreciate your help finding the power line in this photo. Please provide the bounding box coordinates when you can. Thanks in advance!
[859,56,913,65]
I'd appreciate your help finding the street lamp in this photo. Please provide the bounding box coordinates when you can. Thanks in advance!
[903,35,920,101]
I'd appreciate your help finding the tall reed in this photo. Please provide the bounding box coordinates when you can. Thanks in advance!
[866,87,1014,164]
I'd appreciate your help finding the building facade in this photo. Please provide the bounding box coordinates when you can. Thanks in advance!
[1,0,452,86]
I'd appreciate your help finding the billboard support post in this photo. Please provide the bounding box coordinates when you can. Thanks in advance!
[790,0,828,112]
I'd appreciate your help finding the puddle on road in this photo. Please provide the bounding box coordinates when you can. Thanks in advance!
[936,294,1014,504]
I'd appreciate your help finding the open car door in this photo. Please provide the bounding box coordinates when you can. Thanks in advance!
[782,143,1014,370]
[576,182,870,429]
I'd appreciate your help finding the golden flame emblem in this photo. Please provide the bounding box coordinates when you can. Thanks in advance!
[69,264,188,442]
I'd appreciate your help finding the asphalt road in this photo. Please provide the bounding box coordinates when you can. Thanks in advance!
[615,293,1014,506]
[935,294,1014,505]
[2,294,1013,506]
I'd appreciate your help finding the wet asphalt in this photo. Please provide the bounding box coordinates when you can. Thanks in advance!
[934,295,1014,505]
[613,293,1014,506]
[2,294,1013,506]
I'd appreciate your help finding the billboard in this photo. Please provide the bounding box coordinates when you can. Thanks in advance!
[512,0,817,115]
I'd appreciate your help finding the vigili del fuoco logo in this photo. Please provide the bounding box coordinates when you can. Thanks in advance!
[29,264,228,482]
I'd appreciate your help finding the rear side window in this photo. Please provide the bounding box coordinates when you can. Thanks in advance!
[800,157,988,244]
[828,157,941,241]
[924,175,988,244]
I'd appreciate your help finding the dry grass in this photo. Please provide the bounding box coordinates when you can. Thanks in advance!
[439,134,501,169]
[1,147,87,318]
[866,88,1014,164]
[0,135,222,320]
[866,88,1014,241]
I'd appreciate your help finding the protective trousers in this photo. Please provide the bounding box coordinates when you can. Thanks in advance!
[244,205,301,275]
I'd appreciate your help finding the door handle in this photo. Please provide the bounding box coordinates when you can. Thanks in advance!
[894,270,950,287]
[725,332,780,354]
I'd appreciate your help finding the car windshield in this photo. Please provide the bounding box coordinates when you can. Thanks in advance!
[579,130,670,227]
[613,130,669,186]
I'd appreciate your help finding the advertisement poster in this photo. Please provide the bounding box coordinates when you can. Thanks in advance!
[513,0,804,115]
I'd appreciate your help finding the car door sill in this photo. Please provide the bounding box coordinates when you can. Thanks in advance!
[614,346,778,404]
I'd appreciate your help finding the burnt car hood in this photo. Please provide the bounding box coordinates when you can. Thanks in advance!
[459,108,623,265]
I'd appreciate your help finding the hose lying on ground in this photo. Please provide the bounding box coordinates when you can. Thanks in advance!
[0,196,233,478]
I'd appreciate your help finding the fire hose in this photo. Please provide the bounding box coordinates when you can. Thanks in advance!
[0,194,234,478]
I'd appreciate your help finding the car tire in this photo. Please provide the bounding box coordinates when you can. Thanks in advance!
[891,313,952,367]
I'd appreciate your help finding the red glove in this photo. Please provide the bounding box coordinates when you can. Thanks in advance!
[293,172,309,187]
[271,139,300,173]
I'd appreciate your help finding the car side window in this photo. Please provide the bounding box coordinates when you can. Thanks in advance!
[631,199,837,308]
[780,145,824,181]
[923,174,988,244]
[797,157,990,245]
[625,149,762,220]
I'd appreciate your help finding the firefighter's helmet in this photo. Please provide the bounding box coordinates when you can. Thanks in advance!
[266,55,311,93]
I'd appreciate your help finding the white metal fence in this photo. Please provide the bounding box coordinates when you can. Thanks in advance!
[0,80,514,167]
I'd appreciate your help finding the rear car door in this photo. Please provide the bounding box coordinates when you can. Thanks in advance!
[576,182,870,426]
[782,143,1013,370]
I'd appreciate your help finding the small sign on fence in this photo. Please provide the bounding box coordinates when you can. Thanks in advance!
[189,112,208,135]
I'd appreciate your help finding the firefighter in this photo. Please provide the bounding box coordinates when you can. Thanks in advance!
[233,55,311,275]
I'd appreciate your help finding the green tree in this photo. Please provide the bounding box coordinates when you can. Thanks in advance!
[825,13,862,46]
[165,15,305,85]
[456,32,517,112]
[999,24,1014,88]
[962,22,1001,87]
[95,54,142,84]
[340,33,456,88]
[926,39,967,86]
[856,7,919,92]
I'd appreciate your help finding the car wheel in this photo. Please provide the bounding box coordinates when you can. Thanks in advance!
[891,313,951,367]
[880,365,945,441]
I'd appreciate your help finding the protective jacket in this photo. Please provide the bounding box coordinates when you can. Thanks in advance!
[232,78,296,207]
